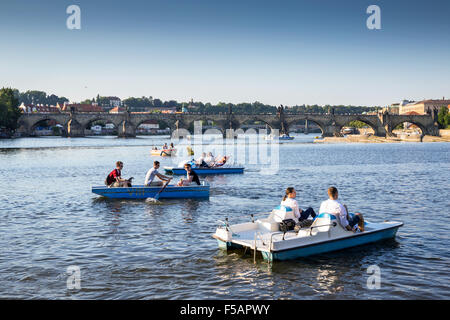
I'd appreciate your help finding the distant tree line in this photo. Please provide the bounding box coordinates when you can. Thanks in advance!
[13,89,69,106]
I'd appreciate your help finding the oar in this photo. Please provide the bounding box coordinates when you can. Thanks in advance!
[145,179,172,204]
[154,179,172,200]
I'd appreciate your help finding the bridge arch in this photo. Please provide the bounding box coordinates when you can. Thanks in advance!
[81,118,120,136]
[285,118,326,136]
[389,119,427,137]
[134,118,174,136]
[29,117,67,136]
[182,118,228,135]
[337,118,377,136]
[236,117,278,135]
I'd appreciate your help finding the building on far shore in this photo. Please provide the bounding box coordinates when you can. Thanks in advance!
[19,103,60,113]
[383,103,400,114]
[159,107,177,114]
[58,103,104,113]
[109,106,126,113]
[100,96,122,112]
[399,98,450,115]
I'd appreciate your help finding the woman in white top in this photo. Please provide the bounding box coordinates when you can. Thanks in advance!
[280,187,316,225]
[205,152,214,165]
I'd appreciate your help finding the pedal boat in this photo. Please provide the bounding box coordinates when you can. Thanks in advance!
[164,166,244,175]
[151,148,177,157]
[92,181,209,199]
[264,134,294,141]
[212,207,403,262]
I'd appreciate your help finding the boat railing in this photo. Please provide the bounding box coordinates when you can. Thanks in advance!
[216,212,272,229]
[268,221,338,247]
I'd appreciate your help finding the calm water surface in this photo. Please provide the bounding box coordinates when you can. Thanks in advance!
[0,135,449,299]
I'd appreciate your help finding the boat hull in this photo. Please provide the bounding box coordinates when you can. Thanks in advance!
[91,184,209,199]
[164,167,244,175]
[262,224,401,262]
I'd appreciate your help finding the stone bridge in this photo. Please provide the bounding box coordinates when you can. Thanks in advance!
[17,110,440,138]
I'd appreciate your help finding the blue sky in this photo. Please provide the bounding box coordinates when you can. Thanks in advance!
[0,0,449,106]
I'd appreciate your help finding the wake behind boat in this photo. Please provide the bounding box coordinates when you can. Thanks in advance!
[213,206,403,262]
[92,181,209,199]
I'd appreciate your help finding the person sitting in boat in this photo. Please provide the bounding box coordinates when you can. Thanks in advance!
[281,187,316,227]
[205,152,215,165]
[196,152,209,168]
[212,155,228,167]
[177,163,201,186]
[319,186,365,232]
[170,143,174,149]
[144,161,172,186]
[162,143,168,149]
[105,161,133,187]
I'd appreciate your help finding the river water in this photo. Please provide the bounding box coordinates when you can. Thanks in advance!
[0,135,449,299]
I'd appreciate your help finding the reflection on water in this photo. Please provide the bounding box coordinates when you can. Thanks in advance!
[0,137,449,299]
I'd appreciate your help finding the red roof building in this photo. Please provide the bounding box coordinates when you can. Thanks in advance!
[109,106,126,113]
[60,103,105,113]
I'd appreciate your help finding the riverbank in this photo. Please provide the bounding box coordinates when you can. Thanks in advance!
[314,133,450,144]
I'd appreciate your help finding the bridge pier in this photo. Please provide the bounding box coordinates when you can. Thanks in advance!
[321,123,342,137]
[118,121,136,138]
[16,123,31,137]
[66,119,84,137]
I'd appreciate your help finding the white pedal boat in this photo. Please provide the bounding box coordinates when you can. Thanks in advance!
[213,206,403,262]
[150,148,176,157]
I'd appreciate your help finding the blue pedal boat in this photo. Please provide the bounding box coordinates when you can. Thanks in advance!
[213,208,403,262]
[164,166,244,175]
[92,182,210,199]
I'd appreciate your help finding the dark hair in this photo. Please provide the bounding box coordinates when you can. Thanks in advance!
[328,186,338,198]
[154,161,160,165]
[283,187,295,201]
[116,161,123,167]
[184,163,191,168]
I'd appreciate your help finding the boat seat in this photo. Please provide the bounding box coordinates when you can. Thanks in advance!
[257,217,280,232]
[310,213,337,235]
[271,205,296,223]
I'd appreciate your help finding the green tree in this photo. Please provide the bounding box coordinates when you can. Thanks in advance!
[348,120,368,128]
[438,106,449,129]
[0,87,21,132]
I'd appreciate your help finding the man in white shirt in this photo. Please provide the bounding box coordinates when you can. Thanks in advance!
[319,186,365,232]
[144,161,172,186]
